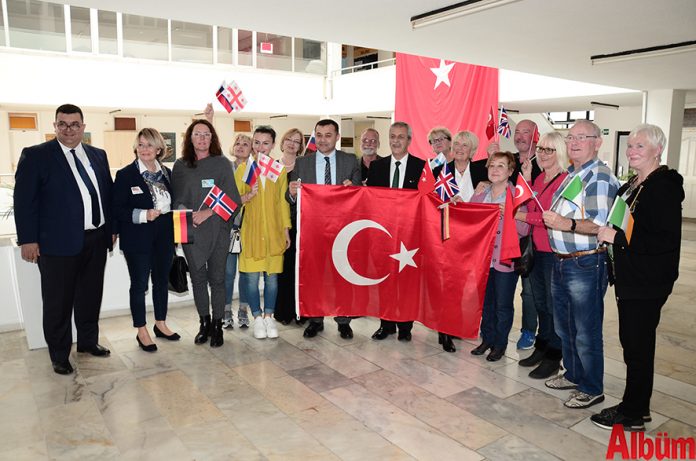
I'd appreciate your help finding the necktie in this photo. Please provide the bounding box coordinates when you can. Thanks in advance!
[70,149,101,228]
[392,161,401,188]
[324,156,331,185]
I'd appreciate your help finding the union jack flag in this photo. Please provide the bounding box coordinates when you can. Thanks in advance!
[434,166,460,202]
[203,185,237,221]
[497,107,511,139]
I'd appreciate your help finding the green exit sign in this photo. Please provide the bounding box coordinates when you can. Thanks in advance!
[602,129,610,135]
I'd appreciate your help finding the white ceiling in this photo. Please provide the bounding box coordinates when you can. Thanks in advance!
[71,0,696,104]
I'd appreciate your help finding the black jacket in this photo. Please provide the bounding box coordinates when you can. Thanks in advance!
[612,167,683,300]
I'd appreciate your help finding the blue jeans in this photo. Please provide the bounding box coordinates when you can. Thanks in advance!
[552,252,608,396]
[241,271,277,318]
[520,276,537,333]
[124,244,174,328]
[529,251,561,351]
[225,252,247,305]
[480,268,519,349]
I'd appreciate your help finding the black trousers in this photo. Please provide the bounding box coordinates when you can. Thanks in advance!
[38,227,108,363]
[617,296,667,419]
[380,319,413,333]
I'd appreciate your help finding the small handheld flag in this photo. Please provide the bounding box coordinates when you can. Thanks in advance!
[434,165,460,202]
[512,175,534,210]
[173,210,194,243]
[497,107,511,139]
[242,158,260,188]
[417,162,436,196]
[203,185,238,221]
[429,152,447,170]
[215,80,247,113]
[257,153,284,182]
[486,106,496,141]
[304,130,316,154]
[607,196,634,244]
[556,174,583,208]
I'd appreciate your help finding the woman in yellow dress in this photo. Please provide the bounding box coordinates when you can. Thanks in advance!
[237,125,291,340]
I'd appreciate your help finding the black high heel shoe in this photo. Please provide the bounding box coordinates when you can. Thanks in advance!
[136,334,157,352]
[440,333,456,353]
[154,324,181,341]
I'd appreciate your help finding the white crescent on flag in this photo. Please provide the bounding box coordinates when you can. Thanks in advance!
[514,185,525,199]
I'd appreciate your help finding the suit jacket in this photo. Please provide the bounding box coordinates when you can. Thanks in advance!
[14,138,113,256]
[112,160,174,254]
[366,154,425,190]
[287,150,361,203]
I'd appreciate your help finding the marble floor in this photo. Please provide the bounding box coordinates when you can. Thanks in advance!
[1,224,695,460]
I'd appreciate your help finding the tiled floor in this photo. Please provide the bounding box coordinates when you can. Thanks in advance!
[1,223,695,460]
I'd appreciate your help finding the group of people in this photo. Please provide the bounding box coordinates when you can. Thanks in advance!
[14,104,683,434]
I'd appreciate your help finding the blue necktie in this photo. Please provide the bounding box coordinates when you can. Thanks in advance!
[70,149,101,228]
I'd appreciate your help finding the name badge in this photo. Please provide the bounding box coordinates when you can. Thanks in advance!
[131,186,143,195]
[202,179,215,188]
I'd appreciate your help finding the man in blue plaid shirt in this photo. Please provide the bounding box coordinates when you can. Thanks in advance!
[541,120,620,410]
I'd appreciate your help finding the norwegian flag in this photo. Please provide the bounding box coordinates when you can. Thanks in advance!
[434,165,460,202]
[215,80,247,113]
[304,130,317,154]
[497,107,511,139]
[242,158,260,187]
[203,185,237,221]
[257,153,284,182]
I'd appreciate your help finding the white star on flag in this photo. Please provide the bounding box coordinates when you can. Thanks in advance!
[430,59,455,90]
[390,242,418,272]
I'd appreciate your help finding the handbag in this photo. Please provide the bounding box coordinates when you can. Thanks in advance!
[229,229,241,254]
[514,234,534,277]
[168,255,189,293]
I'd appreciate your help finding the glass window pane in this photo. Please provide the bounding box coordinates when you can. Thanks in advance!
[123,13,167,61]
[98,10,117,55]
[256,32,291,71]
[238,29,252,66]
[570,110,587,120]
[8,0,65,52]
[217,27,233,65]
[0,8,5,46]
[70,6,91,52]
[294,38,325,74]
[171,20,212,64]
[548,112,567,123]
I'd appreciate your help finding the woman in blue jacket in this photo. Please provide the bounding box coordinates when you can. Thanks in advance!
[113,128,178,352]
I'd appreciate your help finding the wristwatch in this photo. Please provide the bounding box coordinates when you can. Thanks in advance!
[569,218,577,232]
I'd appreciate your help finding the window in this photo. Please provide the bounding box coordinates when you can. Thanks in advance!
[98,10,117,55]
[295,38,325,74]
[217,27,233,65]
[171,20,212,64]
[256,32,291,71]
[70,6,91,52]
[122,13,167,61]
[7,0,65,52]
[238,29,252,66]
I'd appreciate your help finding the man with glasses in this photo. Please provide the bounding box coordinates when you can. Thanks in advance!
[428,127,453,162]
[359,128,380,183]
[542,120,619,409]
[14,104,114,375]
[288,119,361,339]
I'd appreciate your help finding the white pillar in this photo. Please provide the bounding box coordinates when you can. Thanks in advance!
[643,89,686,169]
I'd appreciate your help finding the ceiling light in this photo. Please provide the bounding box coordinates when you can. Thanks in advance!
[591,40,696,65]
[411,0,522,29]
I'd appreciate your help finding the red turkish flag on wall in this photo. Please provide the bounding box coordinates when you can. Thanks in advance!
[395,53,498,162]
[296,184,500,338]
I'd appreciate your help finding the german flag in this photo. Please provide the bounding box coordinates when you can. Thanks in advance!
[173,210,194,243]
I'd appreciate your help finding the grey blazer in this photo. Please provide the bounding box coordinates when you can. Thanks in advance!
[287,150,361,203]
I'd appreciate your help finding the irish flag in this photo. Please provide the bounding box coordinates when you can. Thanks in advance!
[558,174,583,207]
[607,196,634,244]
[173,210,194,243]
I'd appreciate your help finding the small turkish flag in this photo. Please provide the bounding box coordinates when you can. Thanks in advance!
[512,175,534,210]
[417,162,436,196]
[486,106,496,141]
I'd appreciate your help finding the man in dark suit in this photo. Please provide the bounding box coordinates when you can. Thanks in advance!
[14,104,114,375]
[366,121,425,342]
[287,119,361,339]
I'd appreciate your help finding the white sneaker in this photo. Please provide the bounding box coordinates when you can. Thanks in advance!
[265,317,279,339]
[253,317,267,339]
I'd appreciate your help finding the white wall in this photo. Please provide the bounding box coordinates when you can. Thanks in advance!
[593,105,642,171]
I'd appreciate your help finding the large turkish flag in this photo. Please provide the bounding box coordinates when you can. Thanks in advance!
[296,184,500,338]
[395,53,498,162]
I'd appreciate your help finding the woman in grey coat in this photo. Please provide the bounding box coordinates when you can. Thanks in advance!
[171,119,241,347]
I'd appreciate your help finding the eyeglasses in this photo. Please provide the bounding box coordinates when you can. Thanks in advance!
[284,138,302,145]
[192,132,212,138]
[535,146,556,155]
[429,136,450,145]
[565,134,598,142]
[56,121,82,131]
